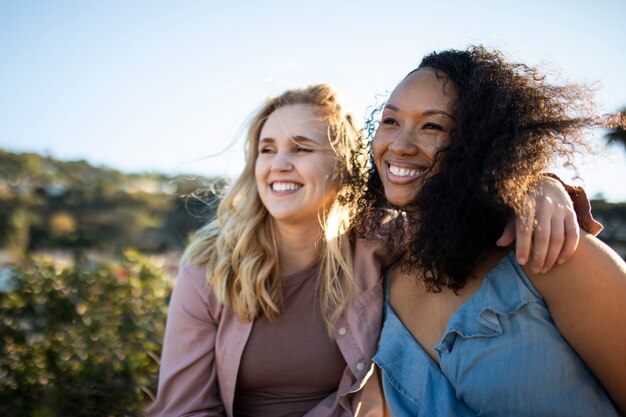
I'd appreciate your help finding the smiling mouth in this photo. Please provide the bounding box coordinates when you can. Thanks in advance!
[271,181,303,192]
[387,163,425,178]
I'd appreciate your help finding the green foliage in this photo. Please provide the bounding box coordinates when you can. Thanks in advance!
[0,149,226,257]
[0,251,172,417]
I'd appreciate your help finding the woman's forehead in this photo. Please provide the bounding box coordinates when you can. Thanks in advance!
[388,68,457,113]
[260,104,330,145]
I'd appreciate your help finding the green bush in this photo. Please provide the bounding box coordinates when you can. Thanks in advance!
[0,250,172,417]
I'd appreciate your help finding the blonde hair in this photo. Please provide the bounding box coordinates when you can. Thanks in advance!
[182,84,360,333]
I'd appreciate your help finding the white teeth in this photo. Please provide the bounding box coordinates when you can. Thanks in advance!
[272,182,302,192]
[389,164,420,177]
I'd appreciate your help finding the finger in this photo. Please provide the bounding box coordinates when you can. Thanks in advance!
[497,217,516,247]
[541,216,565,273]
[515,212,533,265]
[557,209,580,264]
[529,209,551,274]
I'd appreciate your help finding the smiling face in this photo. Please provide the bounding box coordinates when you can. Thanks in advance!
[255,104,340,227]
[373,68,457,208]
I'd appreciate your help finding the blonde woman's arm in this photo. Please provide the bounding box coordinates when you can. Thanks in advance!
[498,175,602,274]
[145,264,225,417]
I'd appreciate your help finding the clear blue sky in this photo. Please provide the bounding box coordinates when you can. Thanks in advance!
[1,0,625,201]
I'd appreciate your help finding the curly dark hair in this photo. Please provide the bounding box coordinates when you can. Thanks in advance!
[351,45,615,292]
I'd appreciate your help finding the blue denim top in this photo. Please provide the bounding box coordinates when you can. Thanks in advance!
[373,251,619,417]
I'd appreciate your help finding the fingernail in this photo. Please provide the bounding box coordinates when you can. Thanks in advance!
[496,239,502,247]
[517,256,527,265]
[532,266,541,274]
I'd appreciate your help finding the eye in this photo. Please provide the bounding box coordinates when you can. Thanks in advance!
[259,146,275,154]
[423,122,443,131]
[295,146,313,153]
[382,117,399,126]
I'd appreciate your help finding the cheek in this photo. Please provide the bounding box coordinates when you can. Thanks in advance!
[432,135,450,153]
[371,133,385,161]
[315,155,340,182]
[254,160,267,191]
[254,156,266,177]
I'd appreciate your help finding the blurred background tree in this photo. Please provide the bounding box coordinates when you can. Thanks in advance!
[0,150,225,260]
[604,107,626,152]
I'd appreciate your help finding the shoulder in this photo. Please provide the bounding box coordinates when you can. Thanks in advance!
[572,232,626,268]
[176,262,211,297]
[525,232,626,295]
[353,237,393,291]
[354,235,399,271]
[520,231,626,343]
[354,237,386,257]
[172,262,224,322]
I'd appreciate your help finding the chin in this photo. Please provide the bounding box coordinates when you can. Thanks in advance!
[384,194,409,208]
[381,185,408,204]
[382,184,422,209]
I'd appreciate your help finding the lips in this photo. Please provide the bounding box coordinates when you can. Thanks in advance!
[386,162,426,183]
[389,164,421,177]
[271,181,303,192]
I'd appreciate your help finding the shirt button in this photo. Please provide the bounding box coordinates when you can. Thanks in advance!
[356,362,365,371]
[338,327,347,336]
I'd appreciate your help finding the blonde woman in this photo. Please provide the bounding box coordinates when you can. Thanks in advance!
[147,84,593,417]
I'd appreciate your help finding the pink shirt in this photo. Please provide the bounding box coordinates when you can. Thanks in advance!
[146,238,389,417]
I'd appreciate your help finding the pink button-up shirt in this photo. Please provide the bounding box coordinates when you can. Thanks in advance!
[146,238,390,417]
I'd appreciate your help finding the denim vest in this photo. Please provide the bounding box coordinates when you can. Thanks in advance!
[374,251,619,417]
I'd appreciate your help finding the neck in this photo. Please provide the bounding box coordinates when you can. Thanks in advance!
[274,218,323,276]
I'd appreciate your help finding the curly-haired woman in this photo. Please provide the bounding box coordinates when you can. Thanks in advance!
[354,47,626,416]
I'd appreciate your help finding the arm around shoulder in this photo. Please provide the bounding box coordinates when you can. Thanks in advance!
[526,233,626,413]
[145,263,225,417]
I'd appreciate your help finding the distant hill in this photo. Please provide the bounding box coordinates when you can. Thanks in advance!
[0,149,227,259]
[1,149,624,261]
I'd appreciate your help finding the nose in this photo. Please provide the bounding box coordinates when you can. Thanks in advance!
[270,150,293,172]
[387,130,419,156]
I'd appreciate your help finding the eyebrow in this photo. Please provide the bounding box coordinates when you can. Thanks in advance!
[384,103,454,119]
[258,136,323,146]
